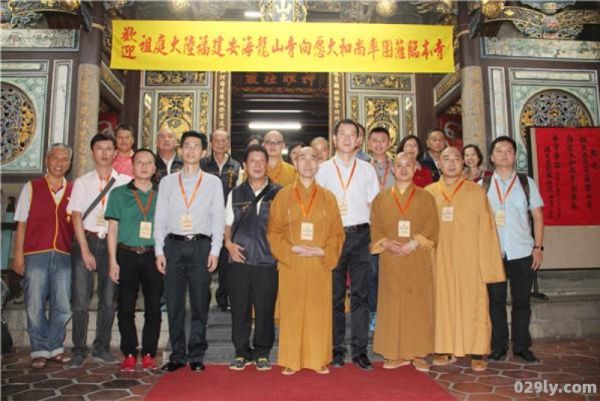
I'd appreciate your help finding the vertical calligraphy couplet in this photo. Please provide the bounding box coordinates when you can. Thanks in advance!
[534,127,600,226]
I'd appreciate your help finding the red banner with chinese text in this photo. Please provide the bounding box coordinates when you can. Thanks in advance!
[110,20,454,73]
[533,127,600,226]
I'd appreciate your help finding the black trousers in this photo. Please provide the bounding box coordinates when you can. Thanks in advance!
[488,255,534,353]
[228,262,278,360]
[163,238,211,364]
[333,228,371,358]
[116,248,163,357]
[215,247,230,307]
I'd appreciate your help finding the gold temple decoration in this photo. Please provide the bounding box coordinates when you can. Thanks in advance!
[365,96,400,153]
[157,93,193,139]
[199,92,209,135]
[141,92,153,149]
[259,0,307,22]
[481,4,600,40]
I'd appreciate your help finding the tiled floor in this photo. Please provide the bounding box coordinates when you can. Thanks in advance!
[2,338,599,401]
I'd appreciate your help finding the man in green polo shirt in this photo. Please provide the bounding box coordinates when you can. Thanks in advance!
[106,148,162,372]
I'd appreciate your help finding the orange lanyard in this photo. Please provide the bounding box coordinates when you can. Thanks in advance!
[391,186,416,216]
[439,178,466,205]
[178,172,203,210]
[493,174,518,208]
[131,189,154,221]
[293,183,318,219]
[333,158,357,194]
[375,159,391,190]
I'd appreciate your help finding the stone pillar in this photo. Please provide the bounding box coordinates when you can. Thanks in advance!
[72,2,103,177]
[458,3,487,159]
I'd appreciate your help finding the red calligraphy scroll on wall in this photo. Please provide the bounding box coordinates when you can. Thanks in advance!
[531,127,600,226]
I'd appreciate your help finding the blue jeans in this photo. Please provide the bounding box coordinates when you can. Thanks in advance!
[23,251,71,359]
[71,236,116,357]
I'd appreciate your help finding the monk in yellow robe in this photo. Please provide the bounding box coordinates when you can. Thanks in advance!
[426,147,505,372]
[267,147,345,375]
[264,130,297,186]
[371,152,439,372]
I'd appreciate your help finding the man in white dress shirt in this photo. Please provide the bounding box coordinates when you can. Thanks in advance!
[67,133,131,367]
[315,119,380,371]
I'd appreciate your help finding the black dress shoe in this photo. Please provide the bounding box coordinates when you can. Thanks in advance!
[217,305,231,312]
[488,349,507,361]
[190,362,206,371]
[513,349,538,363]
[331,354,345,368]
[352,354,373,371]
[161,361,185,372]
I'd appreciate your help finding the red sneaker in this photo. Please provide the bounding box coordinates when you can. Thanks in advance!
[142,354,158,370]
[120,355,137,372]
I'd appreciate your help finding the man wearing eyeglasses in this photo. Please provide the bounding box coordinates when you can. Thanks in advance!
[154,130,225,373]
[263,130,296,186]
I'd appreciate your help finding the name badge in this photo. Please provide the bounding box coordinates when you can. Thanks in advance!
[397,220,411,238]
[495,210,506,227]
[139,221,153,239]
[442,206,454,222]
[180,214,193,231]
[337,198,348,216]
[96,213,108,228]
[300,222,314,241]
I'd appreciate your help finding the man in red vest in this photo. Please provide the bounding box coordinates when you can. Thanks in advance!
[13,143,75,369]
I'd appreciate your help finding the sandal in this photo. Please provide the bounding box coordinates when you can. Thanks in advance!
[49,353,72,364]
[31,357,47,369]
[281,367,297,375]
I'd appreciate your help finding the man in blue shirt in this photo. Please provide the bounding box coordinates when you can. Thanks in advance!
[154,131,225,373]
[484,136,545,363]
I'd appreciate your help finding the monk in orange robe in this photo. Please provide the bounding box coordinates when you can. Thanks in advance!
[370,152,439,372]
[264,130,297,186]
[267,147,345,375]
[426,147,505,372]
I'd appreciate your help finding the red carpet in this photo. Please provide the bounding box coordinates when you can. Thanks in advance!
[143,363,454,401]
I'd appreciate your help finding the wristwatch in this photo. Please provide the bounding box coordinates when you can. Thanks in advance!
[533,245,544,251]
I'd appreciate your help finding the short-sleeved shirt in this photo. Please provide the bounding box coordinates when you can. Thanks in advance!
[67,169,131,235]
[484,171,544,260]
[105,181,157,247]
[14,178,66,222]
[315,155,380,227]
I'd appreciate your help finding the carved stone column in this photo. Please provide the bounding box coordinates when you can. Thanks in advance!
[72,2,103,177]
[458,3,487,159]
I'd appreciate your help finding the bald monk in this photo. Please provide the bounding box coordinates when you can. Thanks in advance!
[267,147,345,375]
[425,147,505,372]
[370,152,439,372]
[310,137,330,164]
[263,130,296,186]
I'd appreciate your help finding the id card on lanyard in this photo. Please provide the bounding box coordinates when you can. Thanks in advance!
[439,179,466,223]
[131,188,155,239]
[493,174,518,227]
[333,158,357,217]
[294,183,318,241]
[391,186,416,237]
[178,172,203,232]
